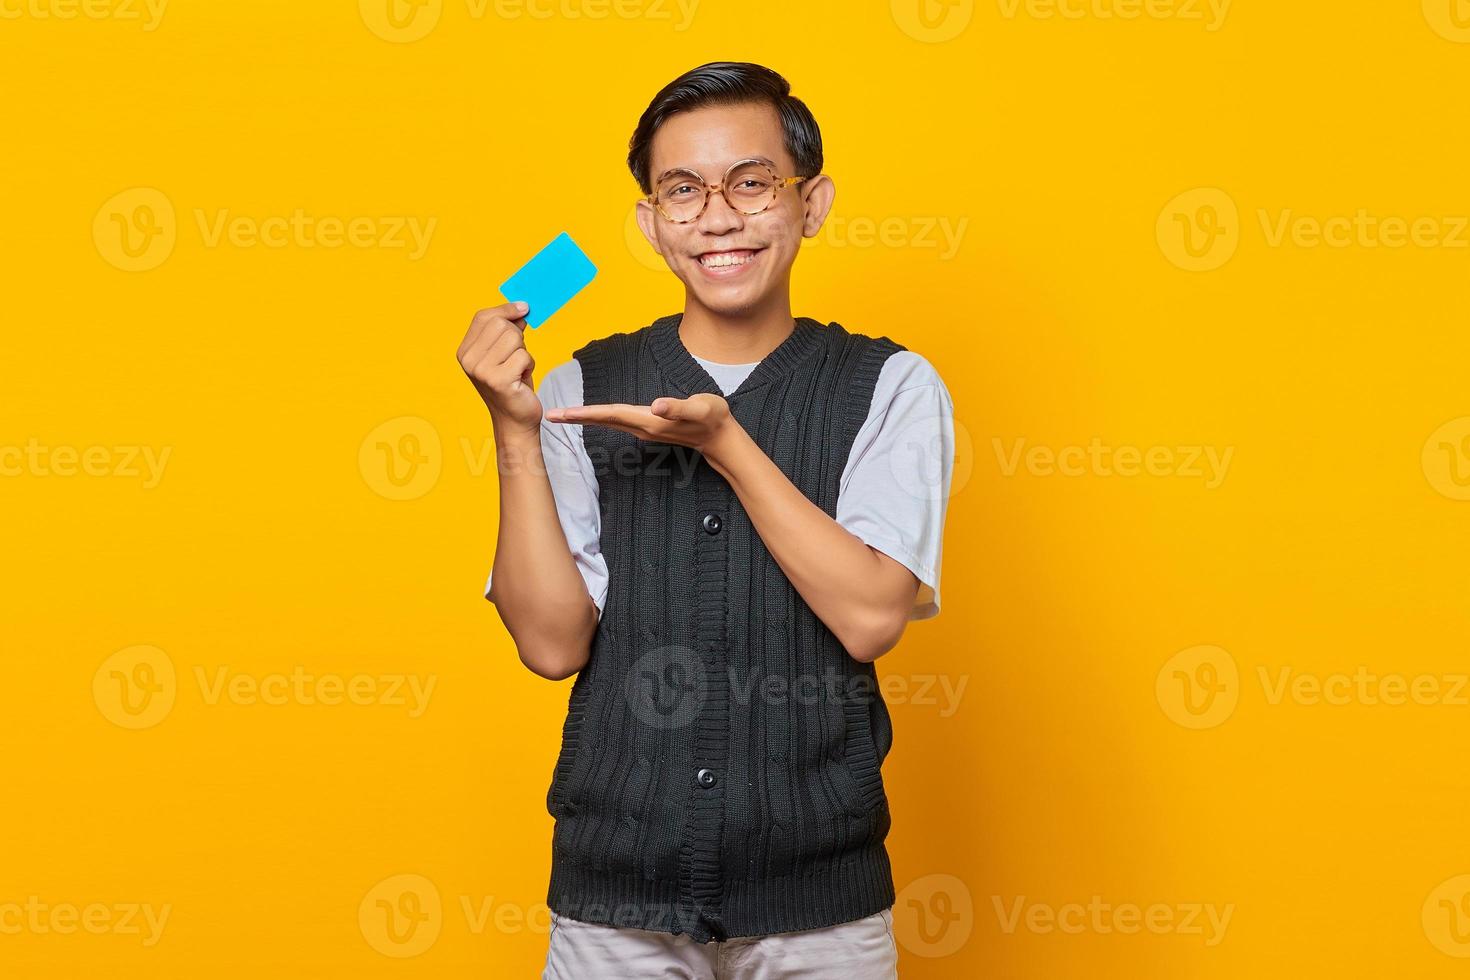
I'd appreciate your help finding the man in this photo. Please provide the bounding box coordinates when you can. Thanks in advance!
[458,61,955,979]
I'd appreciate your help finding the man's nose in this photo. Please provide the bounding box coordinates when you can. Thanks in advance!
[696,188,745,235]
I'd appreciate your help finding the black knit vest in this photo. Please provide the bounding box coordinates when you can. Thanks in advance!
[545,313,906,943]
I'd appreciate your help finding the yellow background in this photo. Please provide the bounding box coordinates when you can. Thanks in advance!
[4,0,1470,976]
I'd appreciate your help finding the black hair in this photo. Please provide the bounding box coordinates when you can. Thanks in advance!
[627,61,823,195]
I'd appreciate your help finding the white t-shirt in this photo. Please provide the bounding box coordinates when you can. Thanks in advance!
[485,347,956,621]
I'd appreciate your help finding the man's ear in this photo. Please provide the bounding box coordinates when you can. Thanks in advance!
[635,198,664,256]
[800,174,835,239]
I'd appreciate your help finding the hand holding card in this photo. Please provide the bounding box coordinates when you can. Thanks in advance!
[498,231,598,329]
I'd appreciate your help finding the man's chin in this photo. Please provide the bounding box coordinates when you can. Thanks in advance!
[681,281,771,318]
[694,297,764,319]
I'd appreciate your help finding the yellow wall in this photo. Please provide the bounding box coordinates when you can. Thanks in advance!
[5,1,1470,976]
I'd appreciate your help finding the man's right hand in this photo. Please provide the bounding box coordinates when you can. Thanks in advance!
[457,302,541,434]
[463,302,596,679]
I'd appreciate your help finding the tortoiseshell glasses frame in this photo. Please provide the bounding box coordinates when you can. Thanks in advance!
[646,158,814,224]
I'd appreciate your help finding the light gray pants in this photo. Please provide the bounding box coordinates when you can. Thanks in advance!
[543,907,899,979]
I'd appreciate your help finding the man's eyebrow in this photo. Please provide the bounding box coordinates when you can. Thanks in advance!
[654,156,780,182]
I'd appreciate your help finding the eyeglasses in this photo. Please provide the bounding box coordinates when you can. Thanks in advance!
[647,158,813,223]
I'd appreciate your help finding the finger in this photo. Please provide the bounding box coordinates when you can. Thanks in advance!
[457,318,488,363]
[552,404,655,427]
[500,348,534,392]
[650,396,694,419]
[500,301,530,331]
[474,301,530,327]
[459,305,525,362]
[545,406,662,440]
[480,347,534,399]
[464,320,526,377]
[486,323,526,362]
[461,329,503,376]
[568,416,654,439]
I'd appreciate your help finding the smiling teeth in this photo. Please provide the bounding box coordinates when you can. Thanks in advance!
[701,251,752,268]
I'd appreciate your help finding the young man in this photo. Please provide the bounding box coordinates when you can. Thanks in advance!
[458,62,954,979]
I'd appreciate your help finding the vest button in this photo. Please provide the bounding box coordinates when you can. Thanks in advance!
[701,513,722,534]
[695,767,718,788]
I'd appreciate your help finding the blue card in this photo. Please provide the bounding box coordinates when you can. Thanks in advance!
[498,231,597,329]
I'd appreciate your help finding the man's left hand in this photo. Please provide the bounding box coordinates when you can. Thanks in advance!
[544,393,743,462]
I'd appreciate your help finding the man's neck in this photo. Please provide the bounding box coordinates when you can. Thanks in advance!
[678,296,795,366]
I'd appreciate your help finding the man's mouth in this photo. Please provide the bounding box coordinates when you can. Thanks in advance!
[696,247,764,270]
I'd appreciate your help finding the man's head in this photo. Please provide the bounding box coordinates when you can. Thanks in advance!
[629,62,834,320]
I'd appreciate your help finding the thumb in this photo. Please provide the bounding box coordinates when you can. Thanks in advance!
[650,396,684,418]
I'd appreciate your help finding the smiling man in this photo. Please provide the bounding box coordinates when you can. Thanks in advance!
[457,62,955,979]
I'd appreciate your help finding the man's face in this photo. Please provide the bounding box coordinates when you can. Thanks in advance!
[635,102,833,318]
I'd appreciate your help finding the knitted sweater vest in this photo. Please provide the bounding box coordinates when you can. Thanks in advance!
[545,313,907,943]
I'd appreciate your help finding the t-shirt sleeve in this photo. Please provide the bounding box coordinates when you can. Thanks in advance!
[483,358,608,619]
[834,351,956,621]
